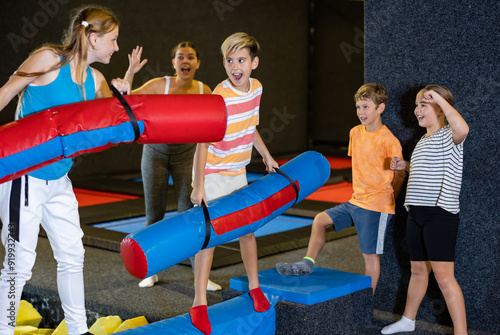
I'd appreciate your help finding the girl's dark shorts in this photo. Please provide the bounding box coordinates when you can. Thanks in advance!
[407,205,460,262]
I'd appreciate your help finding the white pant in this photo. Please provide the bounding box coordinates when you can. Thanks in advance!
[0,175,88,335]
[204,173,248,201]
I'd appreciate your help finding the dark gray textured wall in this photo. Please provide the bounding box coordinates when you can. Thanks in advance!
[0,0,311,178]
[365,0,500,332]
[310,0,364,149]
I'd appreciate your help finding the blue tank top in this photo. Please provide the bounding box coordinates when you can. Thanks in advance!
[20,62,95,180]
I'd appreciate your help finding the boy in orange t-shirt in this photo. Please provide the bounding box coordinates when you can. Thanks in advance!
[276,83,405,293]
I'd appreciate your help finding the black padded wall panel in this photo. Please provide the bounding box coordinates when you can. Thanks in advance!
[0,0,310,179]
[365,0,500,332]
[310,0,364,150]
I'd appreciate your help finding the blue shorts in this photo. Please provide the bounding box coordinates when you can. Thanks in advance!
[324,202,392,255]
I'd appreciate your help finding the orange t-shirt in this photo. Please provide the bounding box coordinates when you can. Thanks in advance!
[348,124,403,214]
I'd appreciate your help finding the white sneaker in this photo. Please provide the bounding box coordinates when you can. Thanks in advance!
[206,279,222,291]
[381,316,415,334]
[138,274,159,288]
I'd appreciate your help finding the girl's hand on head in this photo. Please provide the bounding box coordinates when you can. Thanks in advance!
[421,90,444,105]
[127,46,148,75]
[111,78,131,95]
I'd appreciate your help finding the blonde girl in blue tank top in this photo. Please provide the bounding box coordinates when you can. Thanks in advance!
[0,6,130,335]
[124,42,221,291]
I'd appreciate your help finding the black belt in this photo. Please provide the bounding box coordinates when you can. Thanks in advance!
[200,201,211,249]
[110,85,140,141]
[188,201,212,250]
[274,168,299,205]
[192,168,299,250]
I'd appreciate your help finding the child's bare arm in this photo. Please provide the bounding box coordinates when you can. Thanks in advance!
[253,130,279,172]
[0,48,58,112]
[191,143,209,206]
[392,169,406,199]
[422,90,469,144]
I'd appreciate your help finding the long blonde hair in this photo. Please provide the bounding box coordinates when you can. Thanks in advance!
[15,6,119,116]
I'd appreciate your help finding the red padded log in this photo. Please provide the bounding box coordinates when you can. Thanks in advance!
[0,94,227,183]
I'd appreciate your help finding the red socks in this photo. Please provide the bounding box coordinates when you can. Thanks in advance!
[190,289,269,334]
[190,305,211,335]
[249,287,270,312]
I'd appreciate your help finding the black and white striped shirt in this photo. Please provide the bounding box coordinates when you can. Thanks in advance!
[405,125,465,214]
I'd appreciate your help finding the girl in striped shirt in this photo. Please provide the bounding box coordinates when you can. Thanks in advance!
[382,85,469,334]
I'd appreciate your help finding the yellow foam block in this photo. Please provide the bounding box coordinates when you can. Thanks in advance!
[89,316,122,335]
[14,325,38,334]
[16,300,42,328]
[51,319,66,335]
[113,316,148,333]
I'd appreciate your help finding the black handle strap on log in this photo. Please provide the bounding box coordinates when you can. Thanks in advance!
[200,200,212,249]
[269,168,299,206]
[110,85,140,141]
[188,201,212,250]
[191,168,299,250]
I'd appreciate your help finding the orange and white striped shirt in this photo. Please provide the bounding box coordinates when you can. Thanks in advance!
[206,78,262,176]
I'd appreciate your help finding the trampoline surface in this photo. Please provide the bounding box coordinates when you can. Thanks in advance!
[74,187,140,207]
[93,211,313,243]
[305,181,353,203]
[71,154,355,268]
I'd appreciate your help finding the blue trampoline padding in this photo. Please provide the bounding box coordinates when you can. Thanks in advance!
[93,213,312,238]
[132,175,173,185]
[230,267,371,305]
[92,211,179,234]
[227,215,312,243]
[118,292,279,335]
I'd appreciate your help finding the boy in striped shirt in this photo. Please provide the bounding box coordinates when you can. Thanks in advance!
[189,32,278,335]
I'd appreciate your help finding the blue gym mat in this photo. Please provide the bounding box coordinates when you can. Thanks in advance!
[230,267,371,305]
